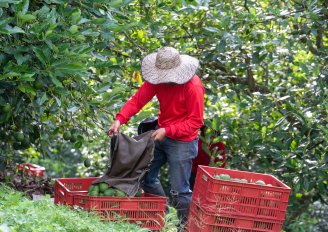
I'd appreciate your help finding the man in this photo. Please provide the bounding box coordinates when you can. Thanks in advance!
[108,47,204,229]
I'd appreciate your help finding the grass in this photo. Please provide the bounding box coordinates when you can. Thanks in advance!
[0,184,143,232]
[0,184,179,232]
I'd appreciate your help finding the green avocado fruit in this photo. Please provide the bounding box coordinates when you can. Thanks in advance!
[135,190,142,197]
[88,185,94,194]
[2,103,11,113]
[103,188,116,196]
[89,191,98,196]
[115,189,126,197]
[15,132,24,142]
[63,131,71,141]
[220,174,231,181]
[84,158,91,168]
[99,182,109,192]
[255,180,266,185]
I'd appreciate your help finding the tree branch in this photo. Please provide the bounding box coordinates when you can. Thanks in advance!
[122,32,147,53]
[244,0,250,13]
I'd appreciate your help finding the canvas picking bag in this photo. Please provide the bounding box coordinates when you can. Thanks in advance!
[92,130,155,197]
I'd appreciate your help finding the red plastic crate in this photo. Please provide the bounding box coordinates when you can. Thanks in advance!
[16,163,45,177]
[74,192,166,231]
[187,202,283,232]
[54,177,97,205]
[192,166,291,220]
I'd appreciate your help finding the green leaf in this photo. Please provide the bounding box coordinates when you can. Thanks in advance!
[4,72,20,78]
[70,9,81,24]
[211,117,221,131]
[74,141,82,149]
[17,73,35,81]
[21,0,29,15]
[33,48,48,65]
[0,17,13,27]
[218,39,226,52]
[290,140,297,150]
[18,13,36,22]
[67,106,79,113]
[52,63,84,73]
[55,97,61,107]
[0,25,25,34]
[36,92,47,105]
[50,76,63,87]
[202,143,211,156]
[204,27,219,33]
[17,84,36,95]
[69,25,78,34]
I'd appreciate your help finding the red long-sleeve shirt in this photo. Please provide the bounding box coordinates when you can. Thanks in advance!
[116,75,204,141]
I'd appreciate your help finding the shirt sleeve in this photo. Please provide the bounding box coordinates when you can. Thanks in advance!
[164,84,204,138]
[116,82,156,124]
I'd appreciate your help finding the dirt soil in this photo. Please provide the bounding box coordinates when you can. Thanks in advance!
[0,165,54,199]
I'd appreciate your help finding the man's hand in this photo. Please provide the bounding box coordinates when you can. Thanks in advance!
[107,120,121,137]
[151,128,166,141]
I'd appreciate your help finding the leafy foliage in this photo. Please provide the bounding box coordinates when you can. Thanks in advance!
[0,0,327,230]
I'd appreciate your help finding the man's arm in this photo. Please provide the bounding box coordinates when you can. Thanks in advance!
[108,82,156,136]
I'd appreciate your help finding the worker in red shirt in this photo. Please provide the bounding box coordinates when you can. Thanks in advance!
[189,125,226,190]
[108,47,204,230]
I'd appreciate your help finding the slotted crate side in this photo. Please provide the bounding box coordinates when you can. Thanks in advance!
[74,193,166,231]
[187,202,284,232]
[92,209,165,228]
[192,166,291,220]
[54,177,167,230]
[74,193,167,211]
[54,177,97,205]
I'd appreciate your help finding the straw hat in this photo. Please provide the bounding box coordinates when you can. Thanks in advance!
[141,47,199,84]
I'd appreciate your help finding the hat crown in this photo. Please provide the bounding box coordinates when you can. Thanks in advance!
[155,47,181,70]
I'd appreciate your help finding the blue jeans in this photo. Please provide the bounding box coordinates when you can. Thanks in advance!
[143,137,198,226]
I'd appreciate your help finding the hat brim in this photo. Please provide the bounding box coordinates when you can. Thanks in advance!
[141,53,199,84]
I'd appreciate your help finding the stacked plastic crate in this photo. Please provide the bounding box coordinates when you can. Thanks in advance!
[54,177,166,231]
[187,166,291,232]
[16,163,46,177]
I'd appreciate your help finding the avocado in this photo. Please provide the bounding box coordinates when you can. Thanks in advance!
[99,182,109,193]
[92,185,99,194]
[115,189,126,197]
[89,191,99,196]
[88,185,94,194]
[135,189,142,197]
[220,174,231,181]
[103,188,116,196]
[255,180,266,185]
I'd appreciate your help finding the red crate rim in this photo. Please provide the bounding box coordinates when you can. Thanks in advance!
[75,191,167,200]
[55,177,98,193]
[198,165,291,190]
[17,163,46,171]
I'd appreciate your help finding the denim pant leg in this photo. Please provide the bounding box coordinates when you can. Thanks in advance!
[143,140,167,197]
[165,138,198,226]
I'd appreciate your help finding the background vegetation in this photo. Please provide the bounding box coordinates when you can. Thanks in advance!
[0,0,327,231]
